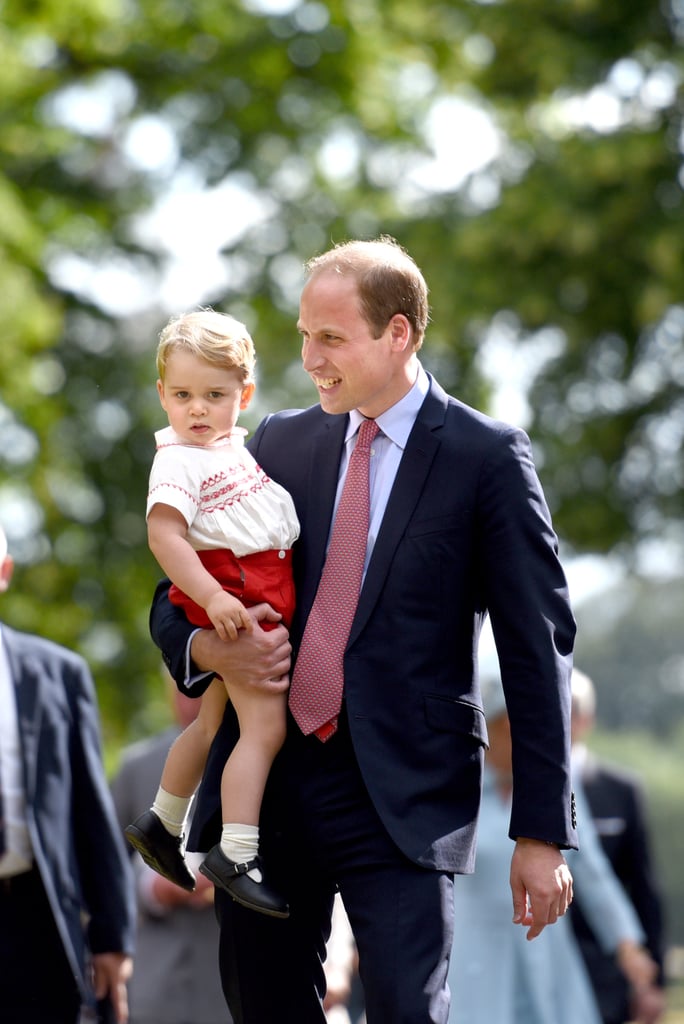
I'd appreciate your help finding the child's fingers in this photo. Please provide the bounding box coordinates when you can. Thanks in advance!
[214,619,238,642]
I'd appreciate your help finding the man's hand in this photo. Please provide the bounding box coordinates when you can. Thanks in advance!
[618,939,663,1024]
[147,867,215,910]
[617,938,658,991]
[510,837,573,940]
[92,951,133,1023]
[630,983,667,1024]
[191,602,291,693]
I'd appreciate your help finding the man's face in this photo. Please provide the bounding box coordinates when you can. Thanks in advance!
[297,271,413,418]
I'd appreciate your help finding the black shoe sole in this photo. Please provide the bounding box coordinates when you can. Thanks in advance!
[198,859,290,919]
[125,823,196,892]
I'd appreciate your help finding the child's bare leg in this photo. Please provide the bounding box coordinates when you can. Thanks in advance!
[220,678,287,825]
[160,679,228,798]
[151,678,227,835]
[199,676,289,917]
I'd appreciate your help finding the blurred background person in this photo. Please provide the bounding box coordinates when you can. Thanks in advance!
[110,675,230,1024]
[0,523,135,1024]
[570,668,666,1024]
[447,671,657,1024]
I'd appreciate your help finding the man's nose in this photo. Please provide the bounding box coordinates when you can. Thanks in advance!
[301,338,323,371]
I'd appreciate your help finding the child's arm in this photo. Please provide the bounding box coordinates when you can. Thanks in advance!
[148,503,253,642]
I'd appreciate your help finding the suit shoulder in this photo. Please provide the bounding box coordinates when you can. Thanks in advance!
[4,624,88,672]
[253,404,341,452]
[445,394,527,440]
[263,404,330,432]
[587,758,644,795]
[434,396,533,470]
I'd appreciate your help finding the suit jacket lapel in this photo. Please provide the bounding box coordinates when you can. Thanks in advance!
[297,413,348,619]
[350,379,448,643]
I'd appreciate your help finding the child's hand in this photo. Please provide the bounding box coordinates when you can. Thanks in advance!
[206,591,253,641]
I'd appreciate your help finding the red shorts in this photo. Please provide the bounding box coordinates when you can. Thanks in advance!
[169,548,295,631]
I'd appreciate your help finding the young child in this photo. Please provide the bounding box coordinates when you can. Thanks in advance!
[125,310,299,919]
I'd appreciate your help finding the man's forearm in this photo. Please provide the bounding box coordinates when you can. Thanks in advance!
[149,577,214,694]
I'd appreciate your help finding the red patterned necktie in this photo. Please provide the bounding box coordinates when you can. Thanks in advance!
[289,418,380,741]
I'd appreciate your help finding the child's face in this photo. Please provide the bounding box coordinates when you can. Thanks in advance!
[157,349,254,445]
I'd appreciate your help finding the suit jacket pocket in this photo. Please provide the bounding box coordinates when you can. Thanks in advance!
[423,694,489,747]
[405,511,472,538]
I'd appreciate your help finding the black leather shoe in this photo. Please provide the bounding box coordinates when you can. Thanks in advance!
[125,810,196,892]
[199,845,289,918]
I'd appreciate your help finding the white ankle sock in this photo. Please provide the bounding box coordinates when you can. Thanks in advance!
[151,788,193,837]
[220,824,262,882]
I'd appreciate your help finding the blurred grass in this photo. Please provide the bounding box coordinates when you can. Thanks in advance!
[666,978,684,1022]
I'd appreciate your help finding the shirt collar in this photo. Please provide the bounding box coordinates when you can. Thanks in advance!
[346,362,429,448]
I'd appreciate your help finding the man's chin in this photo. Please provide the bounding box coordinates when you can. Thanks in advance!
[318,391,353,416]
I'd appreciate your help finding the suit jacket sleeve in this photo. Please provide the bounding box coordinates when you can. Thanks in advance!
[479,425,577,847]
[149,577,215,696]
[66,652,137,956]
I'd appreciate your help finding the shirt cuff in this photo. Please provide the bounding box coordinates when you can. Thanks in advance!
[184,628,214,690]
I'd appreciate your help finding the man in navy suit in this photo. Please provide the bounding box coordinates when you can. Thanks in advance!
[0,525,135,1024]
[570,669,666,1024]
[150,237,578,1023]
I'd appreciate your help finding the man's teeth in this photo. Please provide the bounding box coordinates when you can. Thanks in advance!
[318,378,340,389]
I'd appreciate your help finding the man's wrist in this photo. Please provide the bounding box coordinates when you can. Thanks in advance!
[515,836,560,848]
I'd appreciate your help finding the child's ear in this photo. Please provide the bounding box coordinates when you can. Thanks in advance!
[240,382,256,410]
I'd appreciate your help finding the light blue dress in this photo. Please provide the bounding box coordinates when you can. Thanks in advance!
[447,771,643,1024]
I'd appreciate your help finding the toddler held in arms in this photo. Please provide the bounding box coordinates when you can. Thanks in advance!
[126,309,299,918]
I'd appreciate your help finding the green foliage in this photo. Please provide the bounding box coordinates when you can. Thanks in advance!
[0,0,682,739]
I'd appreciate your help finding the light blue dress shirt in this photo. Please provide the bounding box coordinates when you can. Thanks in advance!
[333,362,429,576]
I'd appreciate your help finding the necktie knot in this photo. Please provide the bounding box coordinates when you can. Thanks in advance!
[356,418,379,449]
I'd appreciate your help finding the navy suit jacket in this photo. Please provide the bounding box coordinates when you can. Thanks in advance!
[3,623,136,1008]
[151,376,578,872]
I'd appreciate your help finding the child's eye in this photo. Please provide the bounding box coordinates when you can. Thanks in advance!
[208,391,223,399]
[175,390,189,399]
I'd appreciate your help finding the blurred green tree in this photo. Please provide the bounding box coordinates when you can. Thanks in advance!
[0,0,682,737]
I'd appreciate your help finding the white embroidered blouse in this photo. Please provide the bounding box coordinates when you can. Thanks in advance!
[147,426,300,557]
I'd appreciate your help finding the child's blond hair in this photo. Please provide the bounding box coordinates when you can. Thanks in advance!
[157,309,256,384]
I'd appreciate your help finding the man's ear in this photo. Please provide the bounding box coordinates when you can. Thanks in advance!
[240,382,256,410]
[388,313,412,353]
[0,555,15,593]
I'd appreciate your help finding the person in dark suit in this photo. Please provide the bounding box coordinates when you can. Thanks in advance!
[570,669,667,1024]
[110,678,230,1024]
[150,236,578,1024]
[0,524,136,1024]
